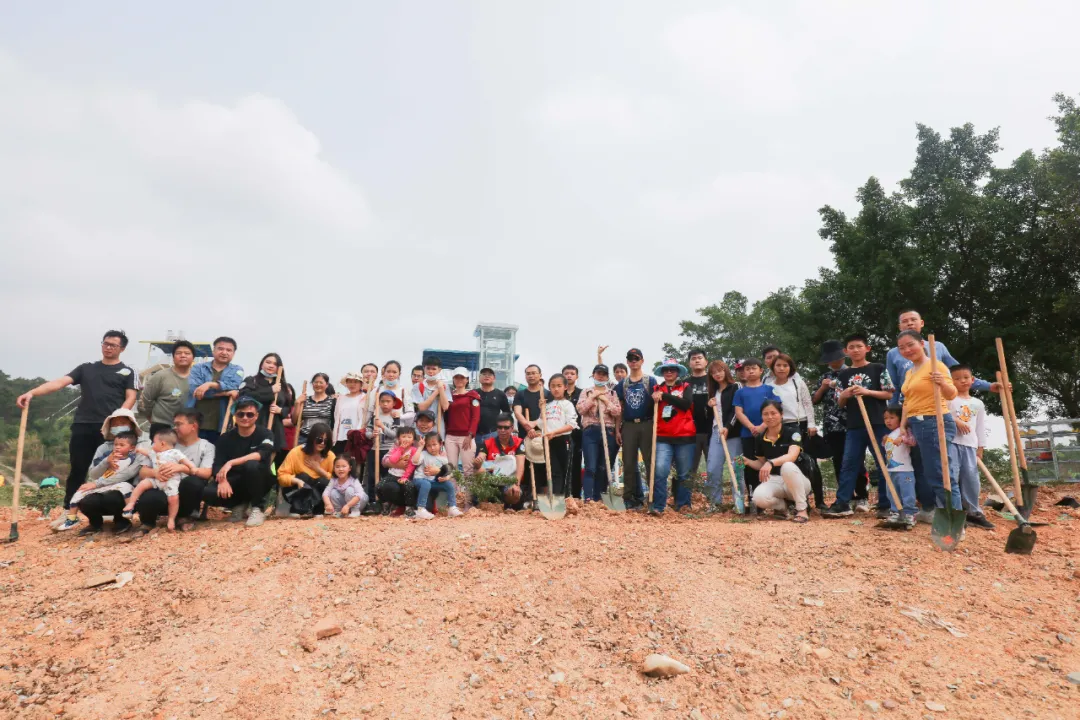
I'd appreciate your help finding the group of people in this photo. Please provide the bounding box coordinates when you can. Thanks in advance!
[14,308,1002,537]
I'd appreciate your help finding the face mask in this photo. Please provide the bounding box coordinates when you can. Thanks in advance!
[384,379,399,388]
[260,369,275,378]
[110,425,131,435]
[425,374,440,384]
[594,378,608,388]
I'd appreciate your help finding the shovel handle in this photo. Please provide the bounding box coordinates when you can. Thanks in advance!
[9,405,28,528]
[597,393,615,488]
[976,457,1027,523]
[292,380,309,448]
[538,396,555,501]
[268,368,284,430]
[996,371,1024,504]
[525,410,538,507]
[927,336,952,499]
[718,423,739,494]
[855,396,904,513]
[220,397,235,434]
[649,398,659,504]
[995,338,1028,472]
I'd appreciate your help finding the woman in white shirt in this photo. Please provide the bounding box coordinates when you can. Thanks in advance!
[332,372,367,456]
[766,353,823,505]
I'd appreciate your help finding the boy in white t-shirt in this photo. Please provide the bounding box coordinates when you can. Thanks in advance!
[881,406,917,529]
[949,365,994,530]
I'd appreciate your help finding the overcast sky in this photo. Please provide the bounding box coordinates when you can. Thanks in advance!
[1,0,1077,397]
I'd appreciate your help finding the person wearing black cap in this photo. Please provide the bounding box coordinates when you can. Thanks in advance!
[614,348,657,510]
[475,368,511,447]
[576,364,621,502]
[561,364,584,499]
[686,348,713,480]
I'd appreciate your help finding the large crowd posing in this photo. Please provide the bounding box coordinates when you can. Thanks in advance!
[16,308,1005,540]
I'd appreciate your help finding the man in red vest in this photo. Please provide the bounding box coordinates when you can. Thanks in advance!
[650,358,696,515]
[472,413,527,509]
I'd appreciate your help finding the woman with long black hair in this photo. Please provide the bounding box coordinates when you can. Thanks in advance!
[239,352,294,469]
[276,422,336,516]
[704,359,741,507]
[294,372,336,446]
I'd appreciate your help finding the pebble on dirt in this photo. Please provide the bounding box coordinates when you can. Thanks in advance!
[642,654,690,678]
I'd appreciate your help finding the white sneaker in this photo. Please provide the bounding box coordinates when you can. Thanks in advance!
[447,506,464,518]
[414,507,435,520]
[914,509,935,525]
[348,508,362,518]
[245,507,266,527]
[854,500,870,513]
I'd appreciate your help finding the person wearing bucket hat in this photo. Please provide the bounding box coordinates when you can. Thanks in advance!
[18,330,139,530]
[576,364,621,503]
[445,367,482,479]
[650,358,695,514]
[332,372,367,456]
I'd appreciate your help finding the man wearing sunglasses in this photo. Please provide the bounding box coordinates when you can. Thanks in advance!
[18,330,138,528]
[472,413,527,509]
[202,396,276,527]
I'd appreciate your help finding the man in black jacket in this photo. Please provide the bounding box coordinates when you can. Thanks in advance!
[202,396,277,527]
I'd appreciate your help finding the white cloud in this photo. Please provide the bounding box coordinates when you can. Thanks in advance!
[533,77,675,142]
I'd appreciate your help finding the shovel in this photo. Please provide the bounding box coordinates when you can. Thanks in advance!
[855,396,908,530]
[648,398,659,510]
[5,405,28,543]
[292,380,308,448]
[220,396,235,434]
[995,339,1037,517]
[524,410,540,514]
[976,457,1037,554]
[718,426,745,514]
[929,335,966,552]
[536,397,566,520]
[268,367,285,430]
[597,393,625,512]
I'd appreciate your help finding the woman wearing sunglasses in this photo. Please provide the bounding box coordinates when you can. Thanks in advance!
[277,422,336,517]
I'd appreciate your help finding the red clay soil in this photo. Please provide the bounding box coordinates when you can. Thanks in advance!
[1,490,1078,720]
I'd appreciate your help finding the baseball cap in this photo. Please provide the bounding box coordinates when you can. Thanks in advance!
[415,409,436,422]
[592,364,610,376]
[626,348,643,360]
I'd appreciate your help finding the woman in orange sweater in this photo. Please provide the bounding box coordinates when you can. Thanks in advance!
[277,422,336,516]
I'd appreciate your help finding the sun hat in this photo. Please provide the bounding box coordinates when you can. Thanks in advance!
[524,436,547,464]
[100,408,142,440]
[819,340,845,364]
[655,358,688,376]
[341,371,364,384]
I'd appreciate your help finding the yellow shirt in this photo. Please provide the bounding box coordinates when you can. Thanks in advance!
[277,446,336,487]
[901,360,954,416]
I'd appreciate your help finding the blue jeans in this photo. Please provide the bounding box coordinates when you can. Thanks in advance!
[907,414,962,510]
[837,425,888,508]
[909,444,937,510]
[582,425,617,502]
[954,444,984,515]
[652,441,694,512]
[705,433,742,504]
[414,476,457,509]
[884,469,917,515]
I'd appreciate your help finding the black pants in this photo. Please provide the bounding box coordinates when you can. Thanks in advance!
[202,461,274,511]
[741,435,760,494]
[692,432,711,478]
[365,450,390,504]
[826,430,869,501]
[79,490,129,530]
[377,478,417,507]
[621,420,653,509]
[149,422,173,441]
[332,440,348,457]
[136,476,207,527]
[283,472,330,514]
[566,429,583,499]
[66,423,104,509]
[536,435,570,497]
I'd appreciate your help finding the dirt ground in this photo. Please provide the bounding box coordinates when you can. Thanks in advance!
[1,488,1078,720]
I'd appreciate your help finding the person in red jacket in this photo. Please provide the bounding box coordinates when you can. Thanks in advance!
[650,358,696,515]
[445,367,482,478]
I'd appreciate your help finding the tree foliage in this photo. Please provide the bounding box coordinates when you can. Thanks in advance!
[667,93,1080,417]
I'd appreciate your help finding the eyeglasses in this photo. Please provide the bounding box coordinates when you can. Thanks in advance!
[101,342,122,349]
[496,425,513,431]
[235,411,258,419]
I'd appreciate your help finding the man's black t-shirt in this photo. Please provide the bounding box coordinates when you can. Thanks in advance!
[513,387,554,438]
[475,388,511,436]
[565,386,582,438]
[212,426,276,474]
[753,425,803,475]
[837,363,891,429]
[68,361,137,425]
[687,374,711,433]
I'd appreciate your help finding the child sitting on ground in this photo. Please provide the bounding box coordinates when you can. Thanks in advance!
[70,432,139,506]
[122,429,195,531]
[881,406,917,529]
[378,426,418,516]
[413,432,463,520]
[323,455,368,517]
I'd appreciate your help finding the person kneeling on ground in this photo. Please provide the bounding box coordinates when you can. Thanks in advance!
[472,413,527,509]
[202,396,277,527]
[122,429,196,531]
[378,426,419,517]
[278,422,336,517]
[413,432,464,519]
[323,455,368,517]
[746,400,812,523]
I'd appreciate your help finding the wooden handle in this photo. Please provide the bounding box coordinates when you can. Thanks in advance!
[995,338,1028,471]
[927,336,952,495]
[997,370,1024,503]
[525,410,538,505]
[268,367,284,430]
[597,395,614,486]
[293,380,309,445]
[10,405,28,523]
[976,457,1026,520]
[220,397,235,434]
[855,396,903,512]
[649,398,659,504]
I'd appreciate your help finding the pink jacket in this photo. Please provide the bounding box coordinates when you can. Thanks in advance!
[381,444,418,480]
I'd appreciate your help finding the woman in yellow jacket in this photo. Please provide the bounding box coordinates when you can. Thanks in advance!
[278,422,336,516]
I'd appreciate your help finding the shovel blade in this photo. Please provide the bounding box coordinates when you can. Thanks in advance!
[931,495,966,552]
[601,491,625,512]
[536,494,566,520]
[1005,524,1037,555]
[1018,484,1038,519]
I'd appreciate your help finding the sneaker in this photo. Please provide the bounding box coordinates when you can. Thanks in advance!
[245,507,266,527]
[967,513,995,530]
[447,506,464,518]
[821,502,853,518]
[56,516,81,532]
[414,507,436,520]
[883,512,902,525]
[648,508,663,517]
[113,520,133,535]
[348,508,362,518]
[914,509,935,525]
[876,508,892,520]
[854,500,870,513]
[77,526,100,537]
[903,514,916,530]
[227,503,249,523]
